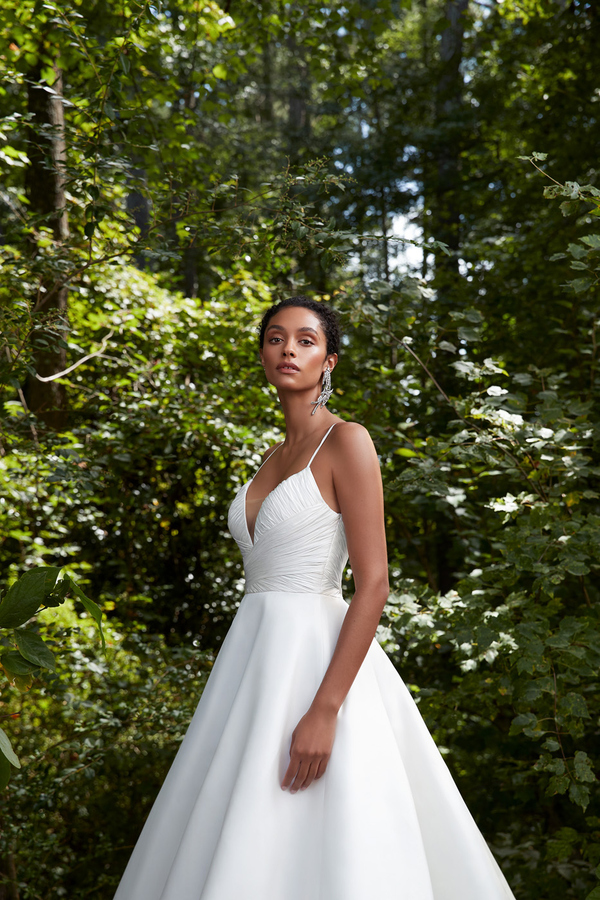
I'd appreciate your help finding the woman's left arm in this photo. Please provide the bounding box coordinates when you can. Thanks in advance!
[281,423,389,793]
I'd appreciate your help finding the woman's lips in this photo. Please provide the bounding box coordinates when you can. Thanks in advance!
[277,365,300,372]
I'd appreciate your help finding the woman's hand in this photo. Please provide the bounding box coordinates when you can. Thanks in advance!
[281,703,338,793]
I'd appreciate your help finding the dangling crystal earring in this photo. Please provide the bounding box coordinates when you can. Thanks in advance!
[311,367,333,415]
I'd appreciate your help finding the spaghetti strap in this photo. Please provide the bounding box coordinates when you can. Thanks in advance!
[253,442,282,478]
[253,423,338,481]
[307,422,339,468]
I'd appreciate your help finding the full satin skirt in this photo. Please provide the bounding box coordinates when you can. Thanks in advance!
[113,590,515,900]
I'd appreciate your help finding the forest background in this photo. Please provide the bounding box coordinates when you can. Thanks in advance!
[0,0,599,897]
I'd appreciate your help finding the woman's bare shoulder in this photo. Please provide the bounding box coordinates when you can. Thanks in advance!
[329,420,378,470]
[331,420,375,448]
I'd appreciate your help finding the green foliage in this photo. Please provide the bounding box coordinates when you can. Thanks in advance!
[1,0,600,897]
[363,159,600,896]
[0,567,104,786]
[0,604,213,898]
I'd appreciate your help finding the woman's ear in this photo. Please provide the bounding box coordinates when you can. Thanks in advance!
[326,352,338,373]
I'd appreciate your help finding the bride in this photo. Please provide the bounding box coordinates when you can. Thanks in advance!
[113,296,516,899]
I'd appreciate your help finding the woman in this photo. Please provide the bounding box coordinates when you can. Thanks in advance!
[113,296,516,900]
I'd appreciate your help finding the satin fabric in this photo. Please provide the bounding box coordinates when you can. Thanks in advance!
[113,425,516,899]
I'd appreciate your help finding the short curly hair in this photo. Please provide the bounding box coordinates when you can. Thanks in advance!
[258,296,341,357]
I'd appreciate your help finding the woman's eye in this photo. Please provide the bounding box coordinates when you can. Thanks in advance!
[268,337,313,345]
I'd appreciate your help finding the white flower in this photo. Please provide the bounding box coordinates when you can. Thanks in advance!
[460,659,479,672]
[483,357,507,374]
[497,409,524,426]
[487,494,520,513]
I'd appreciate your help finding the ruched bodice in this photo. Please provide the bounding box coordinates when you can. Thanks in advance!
[227,424,349,596]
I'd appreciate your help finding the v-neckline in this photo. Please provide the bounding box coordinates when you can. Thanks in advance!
[242,466,342,548]
[243,466,310,547]
[242,422,341,547]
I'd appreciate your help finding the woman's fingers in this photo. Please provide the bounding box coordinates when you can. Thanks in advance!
[297,761,317,791]
[314,758,328,780]
[288,758,311,793]
[281,706,337,792]
[281,755,329,793]
[281,756,299,791]
[281,752,308,791]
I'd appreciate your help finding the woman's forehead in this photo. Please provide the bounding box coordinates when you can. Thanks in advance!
[267,307,323,333]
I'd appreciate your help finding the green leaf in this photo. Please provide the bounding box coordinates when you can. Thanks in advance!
[568,242,589,260]
[0,727,20,769]
[547,826,579,860]
[12,672,35,692]
[574,750,596,783]
[547,774,569,795]
[65,577,106,651]
[457,326,481,342]
[545,758,565,775]
[580,234,600,249]
[1,650,40,677]
[560,200,580,216]
[559,692,590,719]
[40,65,56,86]
[569,781,590,810]
[13,629,56,671]
[510,712,538,735]
[438,340,457,352]
[564,559,590,576]
[570,277,595,293]
[45,576,70,608]
[0,752,10,790]
[0,567,61,628]
[369,279,393,294]
[585,887,600,900]
[212,64,228,80]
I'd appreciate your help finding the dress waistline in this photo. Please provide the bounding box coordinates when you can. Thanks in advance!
[242,589,346,603]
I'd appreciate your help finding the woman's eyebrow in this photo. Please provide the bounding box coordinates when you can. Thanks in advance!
[266,324,319,336]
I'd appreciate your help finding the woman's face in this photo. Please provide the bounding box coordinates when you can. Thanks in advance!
[260,306,337,395]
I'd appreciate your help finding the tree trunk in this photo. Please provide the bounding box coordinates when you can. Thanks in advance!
[426,0,468,315]
[23,61,69,429]
[287,38,311,165]
[0,848,20,900]
[127,185,151,270]
[285,40,329,292]
[261,39,274,124]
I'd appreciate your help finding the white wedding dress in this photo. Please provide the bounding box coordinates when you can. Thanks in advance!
[114,423,516,900]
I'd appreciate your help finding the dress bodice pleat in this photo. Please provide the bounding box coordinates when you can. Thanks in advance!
[227,424,349,596]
